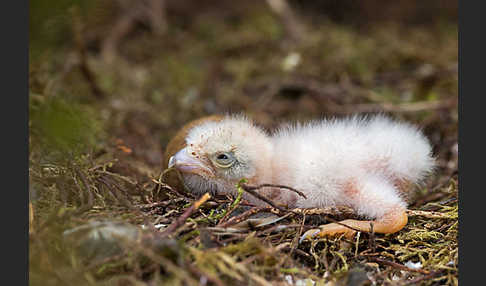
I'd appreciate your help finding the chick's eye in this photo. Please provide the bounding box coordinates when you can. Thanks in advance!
[217,154,228,160]
[213,152,235,168]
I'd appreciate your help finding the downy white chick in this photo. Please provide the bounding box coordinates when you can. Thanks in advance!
[166,114,435,241]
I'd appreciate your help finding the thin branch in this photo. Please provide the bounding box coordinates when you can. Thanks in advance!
[138,197,186,210]
[404,270,445,285]
[158,167,196,199]
[290,206,357,217]
[242,183,307,199]
[160,193,211,237]
[218,207,273,228]
[406,209,455,219]
[239,185,287,212]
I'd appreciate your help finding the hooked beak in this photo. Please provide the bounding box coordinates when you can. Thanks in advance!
[168,147,214,177]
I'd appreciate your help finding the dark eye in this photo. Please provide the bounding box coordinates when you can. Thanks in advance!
[213,152,235,168]
[217,154,228,160]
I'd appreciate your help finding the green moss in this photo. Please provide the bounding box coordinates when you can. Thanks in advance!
[30,95,103,161]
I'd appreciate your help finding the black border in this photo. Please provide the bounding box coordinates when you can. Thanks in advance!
[458,0,480,284]
[2,0,29,284]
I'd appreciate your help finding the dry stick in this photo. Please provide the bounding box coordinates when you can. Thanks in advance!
[238,183,307,212]
[73,169,94,213]
[159,167,196,199]
[293,207,451,220]
[151,178,193,201]
[160,193,211,237]
[95,177,120,204]
[97,176,132,207]
[406,209,454,219]
[138,201,170,210]
[218,207,273,228]
[367,257,430,274]
[291,206,365,234]
[217,204,240,224]
[279,212,307,269]
[243,183,307,199]
[368,223,376,253]
[404,270,445,285]
[291,206,357,217]
[138,198,186,210]
[215,183,246,224]
[239,185,287,212]
[75,169,94,207]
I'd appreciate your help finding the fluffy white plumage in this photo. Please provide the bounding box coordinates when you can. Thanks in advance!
[169,114,435,237]
[269,115,434,218]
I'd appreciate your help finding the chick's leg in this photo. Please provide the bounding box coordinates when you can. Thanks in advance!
[300,175,409,243]
[300,208,408,242]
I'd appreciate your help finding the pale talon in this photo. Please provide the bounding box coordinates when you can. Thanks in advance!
[299,229,321,244]
[168,156,176,168]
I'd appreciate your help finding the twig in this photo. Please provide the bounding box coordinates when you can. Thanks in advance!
[239,185,287,212]
[290,207,452,220]
[160,193,211,237]
[159,167,196,199]
[97,176,132,207]
[290,206,357,217]
[406,209,454,219]
[404,270,445,285]
[368,223,376,252]
[217,184,245,223]
[138,197,186,210]
[218,207,273,228]
[242,183,307,199]
[72,168,95,213]
[151,178,193,200]
[237,182,307,212]
[75,169,94,207]
[278,212,307,269]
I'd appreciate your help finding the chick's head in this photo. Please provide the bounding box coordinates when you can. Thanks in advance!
[168,116,272,196]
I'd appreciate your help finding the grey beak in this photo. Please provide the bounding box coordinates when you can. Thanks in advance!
[168,147,214,176]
